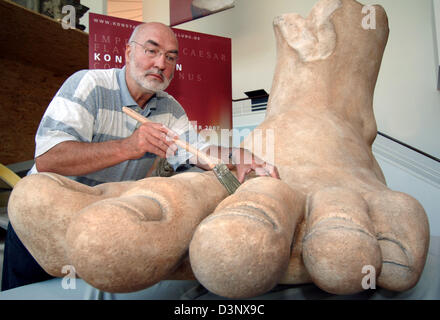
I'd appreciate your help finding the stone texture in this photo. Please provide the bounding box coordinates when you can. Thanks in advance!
[191,0,234,12]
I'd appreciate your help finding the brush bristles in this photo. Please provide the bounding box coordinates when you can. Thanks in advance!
[213,164,241,195]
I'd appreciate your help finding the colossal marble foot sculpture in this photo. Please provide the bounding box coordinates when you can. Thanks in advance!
[187,0,429,297]
[8,0,429,298]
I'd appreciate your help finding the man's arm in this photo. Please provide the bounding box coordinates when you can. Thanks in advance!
[36,122,177,176]
[36,140,128,176]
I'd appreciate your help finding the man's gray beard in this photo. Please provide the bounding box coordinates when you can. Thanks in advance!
[129,62,173,93]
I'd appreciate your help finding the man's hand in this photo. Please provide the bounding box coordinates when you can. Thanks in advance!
[123,122,178,159]
[231,148,280,183]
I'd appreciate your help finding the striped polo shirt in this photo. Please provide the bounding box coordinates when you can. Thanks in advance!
[28,67,209,186]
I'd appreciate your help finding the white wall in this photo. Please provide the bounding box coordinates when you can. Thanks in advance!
[80,0,107,33]
[163,0,309,99]
[363,0,440,159]
[433,0,440,72]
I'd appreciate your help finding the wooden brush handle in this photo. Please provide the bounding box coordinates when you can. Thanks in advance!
[122,107,218,169]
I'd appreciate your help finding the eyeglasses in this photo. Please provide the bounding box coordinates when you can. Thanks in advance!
[131,41,178,65]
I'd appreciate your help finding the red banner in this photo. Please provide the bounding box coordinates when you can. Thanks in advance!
[89,14,139,70]
[89,13,232,135]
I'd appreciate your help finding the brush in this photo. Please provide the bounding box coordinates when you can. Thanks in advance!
[122,106,241,194]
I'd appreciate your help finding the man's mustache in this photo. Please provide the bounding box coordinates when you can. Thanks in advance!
[145,70,165,81]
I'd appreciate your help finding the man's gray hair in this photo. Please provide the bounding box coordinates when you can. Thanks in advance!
[128,24,144,44]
